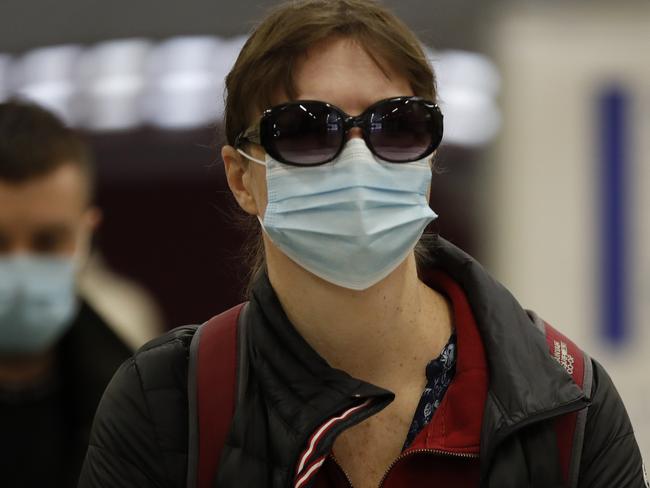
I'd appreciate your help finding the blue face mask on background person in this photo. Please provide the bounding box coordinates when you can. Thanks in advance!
[0,256,79,355]
[240,138,437,290]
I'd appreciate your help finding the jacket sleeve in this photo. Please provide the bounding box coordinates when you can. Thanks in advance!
[78,357,169,487]
[578,359,648,488]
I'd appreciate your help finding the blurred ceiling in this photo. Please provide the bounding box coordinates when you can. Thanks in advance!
[3,0,647,56]
[0,0,491,54]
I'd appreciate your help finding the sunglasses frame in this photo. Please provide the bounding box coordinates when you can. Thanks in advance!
[234,96,443,166]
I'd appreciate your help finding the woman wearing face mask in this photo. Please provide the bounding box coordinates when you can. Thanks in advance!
[79,1,646,487]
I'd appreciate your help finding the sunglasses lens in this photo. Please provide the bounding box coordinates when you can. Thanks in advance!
[368,99,442,162]
[271,103,343,165]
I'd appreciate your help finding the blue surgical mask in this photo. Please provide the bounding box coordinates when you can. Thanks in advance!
[0,255,79,355]
[239,138,436,290]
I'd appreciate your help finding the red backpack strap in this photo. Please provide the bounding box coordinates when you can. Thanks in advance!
[186,302,247,488]
[532,313,593,488]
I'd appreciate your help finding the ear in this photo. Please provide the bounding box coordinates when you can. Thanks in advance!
[222,145,260,216]
[76,206,102,257]
[84,206,103,232]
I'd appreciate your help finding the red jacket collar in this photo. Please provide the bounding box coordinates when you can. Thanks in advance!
[408,269,489,455]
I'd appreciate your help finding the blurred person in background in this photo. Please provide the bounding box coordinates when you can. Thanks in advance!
[0,99,161,487]
[80,1,646,487]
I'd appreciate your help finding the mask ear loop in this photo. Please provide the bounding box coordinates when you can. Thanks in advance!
[235,148,269,226]
[236,148,267,166]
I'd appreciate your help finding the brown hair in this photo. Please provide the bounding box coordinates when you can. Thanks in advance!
[0,99,94,201]
[223,0,438,296]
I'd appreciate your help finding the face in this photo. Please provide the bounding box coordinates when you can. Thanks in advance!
[222,36,415,218]
[0,164,99,258]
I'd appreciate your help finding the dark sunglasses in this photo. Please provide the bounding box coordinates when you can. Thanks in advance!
[234,96,443,166]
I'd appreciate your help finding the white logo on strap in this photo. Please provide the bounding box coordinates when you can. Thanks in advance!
[553,340,575,375]
[643,461,649,487]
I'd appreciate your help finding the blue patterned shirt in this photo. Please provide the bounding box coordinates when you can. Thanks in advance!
[402,332,458,450]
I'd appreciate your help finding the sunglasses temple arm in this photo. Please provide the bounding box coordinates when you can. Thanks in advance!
[236,125,261,146]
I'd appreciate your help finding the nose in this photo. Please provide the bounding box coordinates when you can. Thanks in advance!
[347,127,363,140]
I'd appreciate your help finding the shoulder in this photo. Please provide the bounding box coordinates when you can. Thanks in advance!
[108,324,199,414]
[131,325,198,379]
[112,324,198,394]
[79,326,199,487]
[524,312,646,485]
[577,358,646,486]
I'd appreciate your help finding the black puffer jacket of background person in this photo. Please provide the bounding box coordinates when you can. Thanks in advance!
[78,238,647,487]
[0,300,132,488]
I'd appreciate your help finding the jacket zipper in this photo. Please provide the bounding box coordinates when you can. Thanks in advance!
[293,397,389,488]
[300,396,587,487]
[378,448,479,487]
[330,448,478,488]
[330,454,355,488]
[328,399,587,488]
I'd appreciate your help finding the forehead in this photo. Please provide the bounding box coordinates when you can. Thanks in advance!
[286,37,414,115]
[0,164,88,229]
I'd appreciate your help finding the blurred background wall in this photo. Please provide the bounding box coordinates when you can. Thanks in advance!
[487,2,650,462]
[1,0,648,459]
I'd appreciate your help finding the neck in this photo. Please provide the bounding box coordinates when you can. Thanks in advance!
[265,237,452,387]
